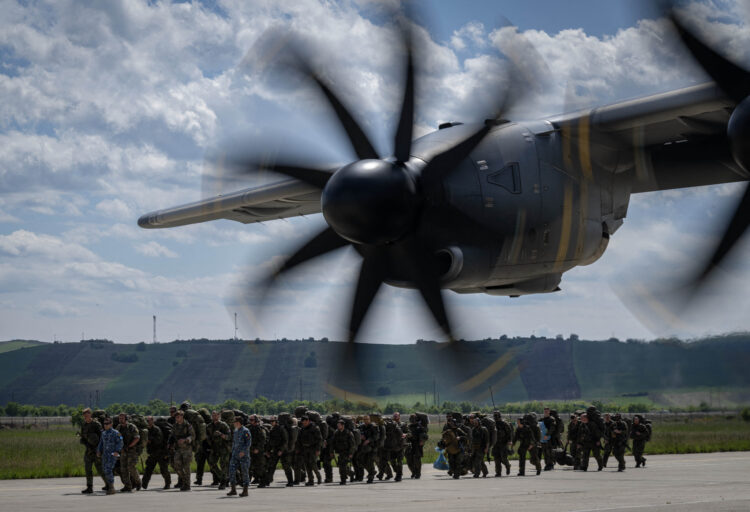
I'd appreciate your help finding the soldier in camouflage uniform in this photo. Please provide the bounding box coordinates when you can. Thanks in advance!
[246,415,267,488]
[405,414,428,479]
[115,413,141,492]
[206,410,231,490]
[321,413,338,483]
[384,416,404,482]
[172,410,195,491]
[469,415,489,478]
[601,413,614,468]
[492,411,512,477]
[194,408,211,486]
[576,413,603,471]
[332,419,356,485]
[568,414,581,469]
[79,408,106,494]
[513,417,541,476]
[96,417,123,495]
[541,407,556,471]
[265,416,292,487]
[297,415,323,486]
[142,415,171,490]
[356,414,379,484]
[630,415,649,468]
[611,413,628,472]
[227,417,251,497]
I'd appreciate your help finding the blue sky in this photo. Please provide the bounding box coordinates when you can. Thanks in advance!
[1,0,749,344]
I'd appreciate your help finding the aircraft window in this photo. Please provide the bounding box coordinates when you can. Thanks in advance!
[487,163,521,194]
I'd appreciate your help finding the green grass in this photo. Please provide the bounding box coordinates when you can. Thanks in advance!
[0,340,44,354]
[2,416,750,478]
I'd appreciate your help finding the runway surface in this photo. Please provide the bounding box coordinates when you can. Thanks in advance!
[2,452,749,511]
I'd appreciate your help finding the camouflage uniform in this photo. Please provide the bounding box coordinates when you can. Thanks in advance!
[228,425,252,489]
[440,426,466,479]
[602,416,614,467]
[610,416,628,471]
[172,420,195,491]
[206,419,231,488]
[356,420,379,483]
[541,414,556,470]
[265,422,292,486]
[630,418,649,468]
[470,421,489,477]
[331,424,356,484]
[297,420,322,486]
[79,417,106,491]
[576,418,603,471]
[248,421,267,487]
[384,420,405,481]
[142,423,171,489]
[513,420,541,476]
[405,419,428,479]
[492,413,512,476]
[321,415,338,483]
[96,426,123,493]
[567,416,581,469]
[116,420,141,491]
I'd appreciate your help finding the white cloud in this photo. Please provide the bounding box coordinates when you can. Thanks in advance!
[135,241,178,258]
[95,198,132,220]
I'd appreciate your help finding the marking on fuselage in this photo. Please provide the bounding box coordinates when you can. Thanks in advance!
[574,179,589,260]
[554,182,574,271]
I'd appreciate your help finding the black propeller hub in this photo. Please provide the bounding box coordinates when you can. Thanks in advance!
[321,159,419,245]
[728,96,750,171]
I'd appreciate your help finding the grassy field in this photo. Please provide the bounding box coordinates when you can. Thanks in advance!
[2,415,749,478]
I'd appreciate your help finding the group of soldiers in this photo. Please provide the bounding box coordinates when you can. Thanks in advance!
[78,402,651,496]
[438,407,651,481]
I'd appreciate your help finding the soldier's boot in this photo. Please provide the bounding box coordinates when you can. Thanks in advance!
[505,462,511,475]
[642,458,647,467]
[257,479,267,489]
[141,475,150,490]
[226,484,237,496]
[340,478,346,485]
[218,479,226,490]
[517,470,524,476]
[163,481,171,490]
[106,483,116,495]
[394,471,402,482]
[285,469,294,487]
[315,468,322,484]
[239,485,248,497]
[119,486,132,493]
[81,486,93,494]
[324,465,333,483]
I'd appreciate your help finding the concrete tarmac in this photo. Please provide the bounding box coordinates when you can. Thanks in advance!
[2,452,749,512]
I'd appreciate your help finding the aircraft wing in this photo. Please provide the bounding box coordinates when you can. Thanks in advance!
[549,82,748,192]
[138,179,322,229]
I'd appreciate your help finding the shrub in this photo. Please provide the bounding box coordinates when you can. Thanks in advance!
[741,407,750,422]
[111,352,138,363]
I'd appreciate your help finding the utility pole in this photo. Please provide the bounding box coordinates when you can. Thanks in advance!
[433,376,437,406]
[489,385,496,408]
[234,312,238,341]
[153,315,157,343]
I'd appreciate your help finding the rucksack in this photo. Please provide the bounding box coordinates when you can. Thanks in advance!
[414,412,429,429]
[643,420,652,442]
[480,416,497,448]
[294,406,308,418]
[220,410,235,426]
[154,417,172,448]
[184,409,207,445]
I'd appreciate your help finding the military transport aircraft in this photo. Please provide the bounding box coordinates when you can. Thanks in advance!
[137,11,749,350]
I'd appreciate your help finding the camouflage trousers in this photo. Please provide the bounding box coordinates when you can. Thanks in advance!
[143,451,171,487]
[228,453,250,487]
[405,444,423,477]
[173,448,193,489]
[492,442,511,475]
[470,449,488,477]
[119,448,141,490]
[387,449,403,478]
[613,443,627,470]
[266,450,293,484]
[579,443,603,471]
[102,454,117,484]
[194,446,208,482]
[250,450,266,483]
[83,450,105,488]
[300,449,319,483]
[336,454,351,482]
[208,448,229,484]
[517,444,541,474]
[356,449,376,480]
[602,441,612,467]
[376,447,392,478]
[632,440,646,466]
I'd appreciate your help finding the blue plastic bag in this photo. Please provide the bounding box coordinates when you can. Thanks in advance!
[433,447,449,471]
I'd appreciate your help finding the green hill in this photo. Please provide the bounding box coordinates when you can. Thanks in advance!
[1,335,749,407]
